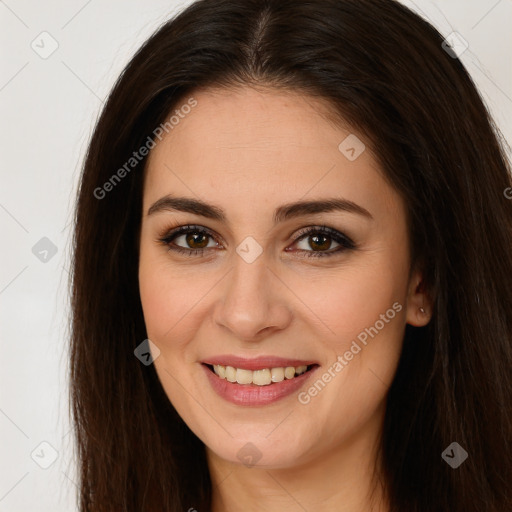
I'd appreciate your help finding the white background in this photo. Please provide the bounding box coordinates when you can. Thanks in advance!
[1,0,511,510]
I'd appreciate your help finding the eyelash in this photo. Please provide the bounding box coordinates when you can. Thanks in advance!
[156,224,356,259]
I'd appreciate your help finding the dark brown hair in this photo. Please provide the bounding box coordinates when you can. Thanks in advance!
[69,0,512,510]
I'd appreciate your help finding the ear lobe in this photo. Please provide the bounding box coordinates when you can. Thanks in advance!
[405,270,433,327]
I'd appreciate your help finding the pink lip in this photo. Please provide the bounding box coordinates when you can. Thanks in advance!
[201,363,319,407]
[201,355,317,371]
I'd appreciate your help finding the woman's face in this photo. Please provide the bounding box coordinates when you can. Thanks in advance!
[138,86,430,469]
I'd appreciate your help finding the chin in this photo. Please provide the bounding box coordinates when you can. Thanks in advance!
[205,431,314,470]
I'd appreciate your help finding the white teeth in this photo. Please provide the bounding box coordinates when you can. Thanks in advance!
[253,369,272,386]
[295,365,307,375]
[225,366,236,382]
[271,367,284,383]
[236,368,253,385]
[212,364,310,386]
[216,364,226,379]
[284,366,296,379]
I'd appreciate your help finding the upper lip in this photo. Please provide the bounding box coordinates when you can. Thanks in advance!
[201,355,318,371]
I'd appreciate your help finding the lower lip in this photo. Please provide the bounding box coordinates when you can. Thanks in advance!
[202,364,319,406]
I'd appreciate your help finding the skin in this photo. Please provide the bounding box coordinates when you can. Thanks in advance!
[138,85,432,512]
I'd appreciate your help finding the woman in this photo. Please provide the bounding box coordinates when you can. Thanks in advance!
[69,0,512,510]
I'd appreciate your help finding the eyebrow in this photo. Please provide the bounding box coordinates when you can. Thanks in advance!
[146,194,373,223]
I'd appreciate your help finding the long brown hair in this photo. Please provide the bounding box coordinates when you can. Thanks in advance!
[69,0,512,510]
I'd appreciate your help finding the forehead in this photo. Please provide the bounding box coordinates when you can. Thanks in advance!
[143,86,401,222]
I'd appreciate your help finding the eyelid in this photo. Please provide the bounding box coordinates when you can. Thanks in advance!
[156,223,356,258]
[156,224,223,247]
[292,224,355,248]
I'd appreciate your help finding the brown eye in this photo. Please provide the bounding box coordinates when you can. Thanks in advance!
[290,225,356,258]
[181,232,210,249]
[158,225,219,257]
[158,224,356,259]
[300,233,336,252]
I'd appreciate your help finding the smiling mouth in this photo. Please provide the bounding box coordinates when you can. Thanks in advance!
[204,363,318,386]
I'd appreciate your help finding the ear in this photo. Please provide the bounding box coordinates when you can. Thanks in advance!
[405,268,433,327]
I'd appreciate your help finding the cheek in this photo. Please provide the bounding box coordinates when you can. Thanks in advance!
[138,263,170,338]
[138,233,192,336]
[290,259,407,349]
[291,267,406,445]
[138,249,190,349]
[138,252,213,363]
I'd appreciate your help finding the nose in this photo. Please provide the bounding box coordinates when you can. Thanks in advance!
[213,254,292,342]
